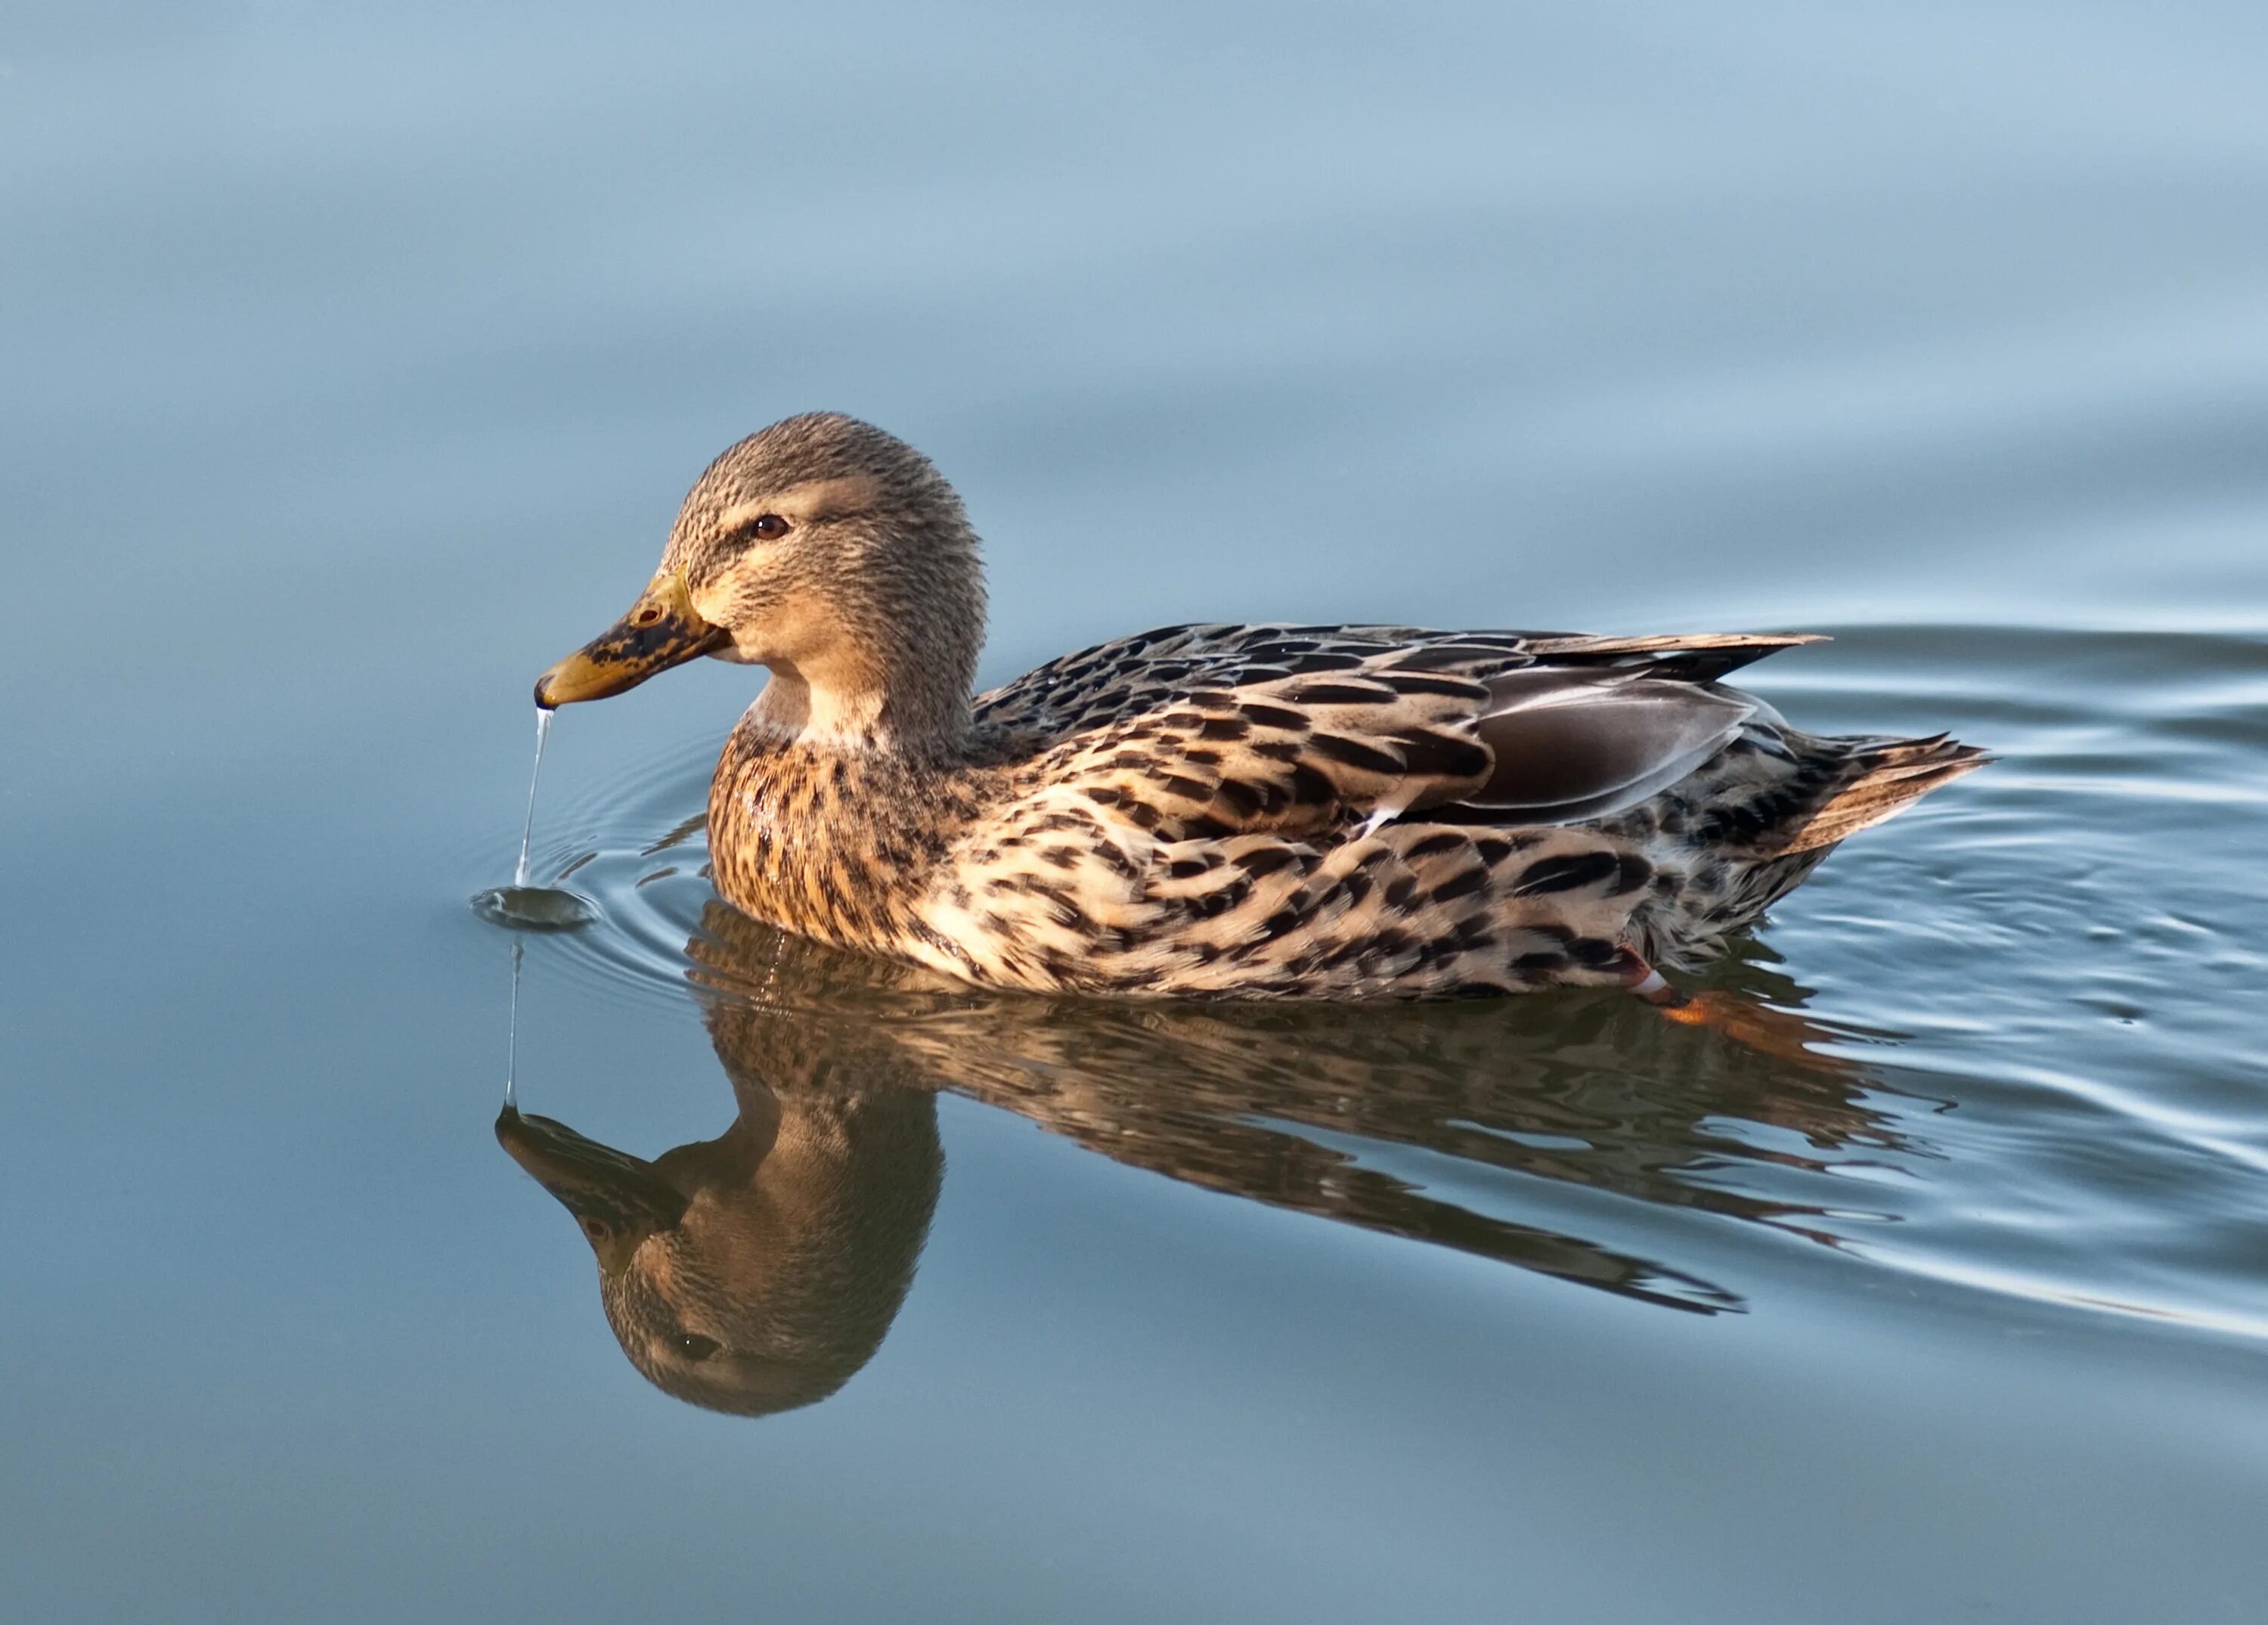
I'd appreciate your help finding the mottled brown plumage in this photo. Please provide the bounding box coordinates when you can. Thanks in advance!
[535,413,1984,1000]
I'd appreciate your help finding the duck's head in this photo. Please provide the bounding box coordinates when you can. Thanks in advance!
[534,413,986,742]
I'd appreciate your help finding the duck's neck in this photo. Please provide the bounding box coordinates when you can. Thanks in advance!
[742,659,974,755]
[707,674,990,954]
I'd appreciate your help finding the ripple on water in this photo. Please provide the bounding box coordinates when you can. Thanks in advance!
[469,731,725,1009]
[1747,622,2268,1335]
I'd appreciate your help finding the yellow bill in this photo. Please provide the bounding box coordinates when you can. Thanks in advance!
[534,571,730,708]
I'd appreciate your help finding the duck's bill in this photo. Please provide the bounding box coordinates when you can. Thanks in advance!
[496,1106,692,1270]
[533,571,730,707]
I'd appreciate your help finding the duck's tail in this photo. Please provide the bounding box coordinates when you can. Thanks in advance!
[1623,729,1988,972]
[1774,733,1990,857]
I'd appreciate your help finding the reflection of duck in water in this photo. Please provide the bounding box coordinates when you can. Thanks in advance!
[501,903,1920,1416]
[498,1006,940,1416]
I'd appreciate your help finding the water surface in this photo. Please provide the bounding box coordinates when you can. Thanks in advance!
[5,3,2268,1621]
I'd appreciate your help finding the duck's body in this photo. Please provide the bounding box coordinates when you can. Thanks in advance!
[702,620,1975,999]
[538,414,1982,1003]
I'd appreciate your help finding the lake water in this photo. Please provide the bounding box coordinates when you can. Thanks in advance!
[6,3,2268,1620]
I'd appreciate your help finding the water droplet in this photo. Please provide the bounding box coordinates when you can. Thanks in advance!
[513,706,556,888]
[479,707,591,929]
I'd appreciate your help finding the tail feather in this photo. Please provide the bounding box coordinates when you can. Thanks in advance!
[1775,735,1989,855]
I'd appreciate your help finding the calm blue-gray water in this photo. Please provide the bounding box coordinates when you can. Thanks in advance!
[6,4,2268,1620]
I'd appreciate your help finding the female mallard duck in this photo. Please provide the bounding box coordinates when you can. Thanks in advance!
[535,412,1981,1003]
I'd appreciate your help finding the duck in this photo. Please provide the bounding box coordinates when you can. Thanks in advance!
[534,412,1983,1003]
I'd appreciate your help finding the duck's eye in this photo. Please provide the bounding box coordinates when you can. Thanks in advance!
[748,513,790,541]
[674,1332,721,1361]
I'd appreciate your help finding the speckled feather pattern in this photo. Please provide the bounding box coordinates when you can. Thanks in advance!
[706,622,1983,999]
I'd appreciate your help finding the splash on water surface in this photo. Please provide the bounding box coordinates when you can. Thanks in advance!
[472,883,598,932]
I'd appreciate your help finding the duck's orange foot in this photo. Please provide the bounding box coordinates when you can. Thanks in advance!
[1616,950,1851,1072]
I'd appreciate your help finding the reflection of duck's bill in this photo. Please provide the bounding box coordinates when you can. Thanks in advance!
[495,1106,690,1270]
[532,570,730,708]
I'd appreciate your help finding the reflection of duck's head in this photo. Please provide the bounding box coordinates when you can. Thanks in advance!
[497,1032,940,1416]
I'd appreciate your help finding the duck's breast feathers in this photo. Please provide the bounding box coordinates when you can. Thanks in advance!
[975,623,1821,840]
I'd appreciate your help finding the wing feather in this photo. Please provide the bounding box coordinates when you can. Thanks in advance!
[1467,670,1758,822]
[977,622,1818,741]
[976,624,1817,839]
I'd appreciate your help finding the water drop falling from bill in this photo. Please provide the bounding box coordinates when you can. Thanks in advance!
[472,706,596,931]
[513,706,554,888]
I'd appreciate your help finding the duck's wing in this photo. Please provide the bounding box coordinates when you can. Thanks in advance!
[976,622,1817,741]
[978,624,1823,841]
